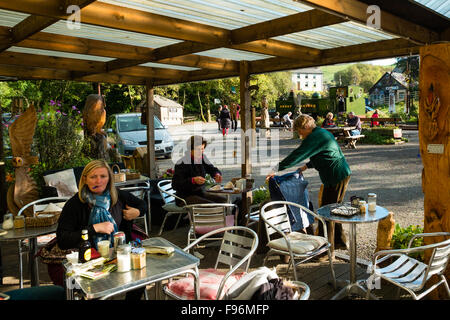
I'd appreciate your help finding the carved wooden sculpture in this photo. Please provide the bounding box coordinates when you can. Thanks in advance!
[6,104,39,216]
[82,94,109,160]
[419,43,450,299]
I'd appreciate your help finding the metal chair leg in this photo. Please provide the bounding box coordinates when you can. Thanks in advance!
[158,213,171,236]
[18,240,24,289]
[327,248,337,290]
[173,213,183,231]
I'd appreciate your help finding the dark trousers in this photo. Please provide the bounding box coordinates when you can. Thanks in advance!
[316,175,351,250]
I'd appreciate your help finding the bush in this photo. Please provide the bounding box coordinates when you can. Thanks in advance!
[31,109,93,191]
[391,223,424,261]
[360,129,408,145]
[252,186,270,205]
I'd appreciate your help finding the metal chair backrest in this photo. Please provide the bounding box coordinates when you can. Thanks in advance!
[260,200,328,239]
[185,203,237,233]
[260,201,292,240]
[183,226,259,299]
[17,197,70,217]
[424,236,450,280]
[157,179,176,204]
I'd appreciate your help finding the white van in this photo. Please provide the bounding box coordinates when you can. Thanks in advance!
[106,113,174,159]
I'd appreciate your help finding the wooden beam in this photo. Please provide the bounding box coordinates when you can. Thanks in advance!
[0,0,97,53]
[9,27,239,72]
[0,64,147,85]
[231,9,345,44]
[294,0,439,44]
[0,51,187,80]
[0,1,321,67]
[250,38,420,74]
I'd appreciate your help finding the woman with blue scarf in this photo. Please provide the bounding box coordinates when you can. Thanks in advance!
[57,159,147,299]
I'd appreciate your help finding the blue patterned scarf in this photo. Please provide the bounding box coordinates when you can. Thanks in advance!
[82,187,118,249]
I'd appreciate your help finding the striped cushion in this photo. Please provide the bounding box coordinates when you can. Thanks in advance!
[165,268,244,300]
[268,232,327,254]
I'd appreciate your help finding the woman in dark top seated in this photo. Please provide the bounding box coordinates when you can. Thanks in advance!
[172,136,227,206]
[57,159,147,300]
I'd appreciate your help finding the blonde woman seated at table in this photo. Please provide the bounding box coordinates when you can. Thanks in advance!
[321,112,337,128]
[57,159,147,300]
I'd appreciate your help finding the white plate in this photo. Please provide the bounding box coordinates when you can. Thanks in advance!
[37,214,55,218]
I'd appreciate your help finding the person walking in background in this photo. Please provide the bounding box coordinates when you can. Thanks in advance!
[219,105,232,136]
[371,109,380,127]
[230,103,238,131]
[216,105,222,132]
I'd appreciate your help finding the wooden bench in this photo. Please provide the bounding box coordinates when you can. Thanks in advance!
[360,117,401,127]
[344,134,365,149]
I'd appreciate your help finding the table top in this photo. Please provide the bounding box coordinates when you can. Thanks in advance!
[206,186,252,194]
[317,203,389,224]
[0,224,57,242]
[324,126,356,132]
[114,175,150,187]
[70,237,199,300]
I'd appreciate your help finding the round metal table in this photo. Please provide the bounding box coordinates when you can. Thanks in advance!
[317,203,389,300]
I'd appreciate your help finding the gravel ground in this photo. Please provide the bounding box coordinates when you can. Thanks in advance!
[163,123,424,262]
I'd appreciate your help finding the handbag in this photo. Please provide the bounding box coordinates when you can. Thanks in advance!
[37,237,75,265]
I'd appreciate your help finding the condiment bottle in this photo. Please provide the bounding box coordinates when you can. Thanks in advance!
[14,215,25,229]
[78,229,92,263]
[117,244,131,272]
[368,193,377,211]
[131,247,146,270]
[2,213,14,230]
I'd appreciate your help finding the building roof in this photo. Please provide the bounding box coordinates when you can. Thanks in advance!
[0,0,448,85]
[154,94,184,109]
[291,67,323,74]
[368,71,408,93]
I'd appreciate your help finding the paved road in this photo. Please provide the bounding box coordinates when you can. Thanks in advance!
[160,121,424,260]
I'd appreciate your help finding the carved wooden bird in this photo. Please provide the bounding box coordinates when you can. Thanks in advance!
[83,94,106,137]
[7,104,39,216]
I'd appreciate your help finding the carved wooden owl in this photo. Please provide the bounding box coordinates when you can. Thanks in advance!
[83,94,106,137]
[7,104,39,216]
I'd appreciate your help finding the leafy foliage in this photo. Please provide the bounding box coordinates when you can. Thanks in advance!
[360,129,408,145]
[31,106,93,190]
[391,223,424,261]
[252,186,270,205]
[333,63,392,92]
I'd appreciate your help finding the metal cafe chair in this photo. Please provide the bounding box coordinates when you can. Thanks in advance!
[260,200,336,287]
[185,203,238,250]
[366,232,450,300]
[156,179,188,236]
[16,196,69,288]
[163,226,258,300]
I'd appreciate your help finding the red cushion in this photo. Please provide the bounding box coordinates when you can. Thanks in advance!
[165,268,244,300]
[195,215,235,235]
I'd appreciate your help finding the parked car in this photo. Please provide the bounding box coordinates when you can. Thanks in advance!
[106,113,174,159]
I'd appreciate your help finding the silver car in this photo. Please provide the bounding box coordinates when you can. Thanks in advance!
[106,113,174,159]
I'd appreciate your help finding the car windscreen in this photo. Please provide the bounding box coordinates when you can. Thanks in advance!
[117,115,164,132]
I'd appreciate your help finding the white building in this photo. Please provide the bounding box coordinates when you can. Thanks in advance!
[291,67,324,92]
[138,94,184,126]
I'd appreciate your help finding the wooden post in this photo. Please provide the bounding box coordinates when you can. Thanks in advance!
[0,104,6,218]
[145,80,157,180]
[240,61,252,221]
[419,43,450,299]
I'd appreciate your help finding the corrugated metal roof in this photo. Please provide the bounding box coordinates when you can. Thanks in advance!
[0,0,444,84]
[413,0,450,18]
